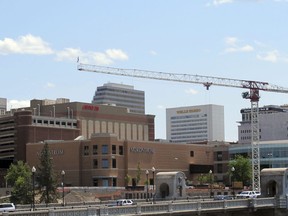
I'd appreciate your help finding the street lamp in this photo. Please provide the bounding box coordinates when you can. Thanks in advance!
[209,170,213,198]
[32,166,36,211]
[151,167,155,191]
[146,170,149,202]
[61,170,65,206]
[231,167,235,198]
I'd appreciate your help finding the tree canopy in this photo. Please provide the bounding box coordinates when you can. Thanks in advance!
[227,155,252,186]
[4,161,32,204]
[37,142,58,204]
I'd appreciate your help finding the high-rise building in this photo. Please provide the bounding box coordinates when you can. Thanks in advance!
[92,83,145,114]
[166,104,225,143]
[0,98,7,116]
[238,105,288,144]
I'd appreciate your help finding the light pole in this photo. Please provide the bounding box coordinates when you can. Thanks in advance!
[209,170,213,198]
[61,170,65,206]
[151,167,155,191]
[231,167,235,198]
[32,166,36,211]
[146,170,149,202]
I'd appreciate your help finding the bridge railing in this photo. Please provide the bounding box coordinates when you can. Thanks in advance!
[1,197,277,216]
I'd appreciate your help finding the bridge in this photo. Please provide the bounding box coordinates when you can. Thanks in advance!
[2,197,287,216]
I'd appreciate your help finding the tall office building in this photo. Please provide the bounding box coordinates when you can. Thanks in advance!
[238,105,288,144]
[92,83,145,114]
[0,98,7,116]
[166,104,225,143]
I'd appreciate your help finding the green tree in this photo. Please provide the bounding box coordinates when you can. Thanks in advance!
[136,162,141,185]
[37,142,58,204]
[4,161,32,204]
[227,155,252,186]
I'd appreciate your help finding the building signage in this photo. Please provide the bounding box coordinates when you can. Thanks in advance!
[176,109,201,114]
[130,147,154,154]
[82,105,100,111]
[37,149,64,156]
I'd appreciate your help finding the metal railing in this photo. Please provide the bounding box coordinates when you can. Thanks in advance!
[0,197,277,216]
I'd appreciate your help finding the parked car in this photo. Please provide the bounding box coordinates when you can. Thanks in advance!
[236,191,258,199]
[214,195,233,200]
[116,199,134,206]
[0,203,15,212]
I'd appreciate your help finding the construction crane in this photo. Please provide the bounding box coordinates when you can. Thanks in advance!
[78,63,288,192]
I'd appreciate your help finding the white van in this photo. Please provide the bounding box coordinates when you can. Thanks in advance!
[0,203,15,212]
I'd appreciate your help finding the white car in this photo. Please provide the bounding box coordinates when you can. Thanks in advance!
[116,199,134,206]
[236,191,258,199]
[0,203,15,212]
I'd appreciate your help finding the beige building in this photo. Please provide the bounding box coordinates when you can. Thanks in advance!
[26,133,215,187]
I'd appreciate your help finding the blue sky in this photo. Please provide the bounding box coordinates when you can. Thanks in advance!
[1,0,288,141]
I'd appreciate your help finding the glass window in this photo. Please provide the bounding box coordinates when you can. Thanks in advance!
[84,146,89,156]
[93,145,98,155]
[112,145,116,154]
[102,179,109,187]
[112,158,116,168]
[119,146,124,155]
[190,151,194,157]
[102,145,108,154]
[102,159,109,168]
[93,159,98,169]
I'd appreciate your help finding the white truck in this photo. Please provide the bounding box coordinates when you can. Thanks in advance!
[236,191,261,198]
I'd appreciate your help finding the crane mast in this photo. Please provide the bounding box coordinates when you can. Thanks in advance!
[78,63,288,192]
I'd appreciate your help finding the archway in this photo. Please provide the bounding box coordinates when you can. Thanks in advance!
[159,183,169,198]
[266,180,277,197]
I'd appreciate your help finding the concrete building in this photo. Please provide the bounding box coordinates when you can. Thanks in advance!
[238,105,288,144]
[166,104,225,143]
[92,83,145,114]
[229,140,288,170]
[26,133,215,187]
[0,98,6,116]
[0,98,155,186]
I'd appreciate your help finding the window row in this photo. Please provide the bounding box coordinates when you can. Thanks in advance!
[84,144,124,156]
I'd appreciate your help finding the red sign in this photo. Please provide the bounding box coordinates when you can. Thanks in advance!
[82,105,100,111]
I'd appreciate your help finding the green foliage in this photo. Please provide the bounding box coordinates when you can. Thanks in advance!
[136,162,141,185]
[124,174,131,186]
[197,172,214,185]
[37,142,58,204]
[228,155,252,186]
[4,161,32,204]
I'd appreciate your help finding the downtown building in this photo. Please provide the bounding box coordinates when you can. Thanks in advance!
[166,104,225,143]
[0,98,155,187]
[238,105,288,144]
[92,83,145,114]
[0,98,6,116]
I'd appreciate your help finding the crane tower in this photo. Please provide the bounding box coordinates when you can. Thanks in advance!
[78,63,288,192]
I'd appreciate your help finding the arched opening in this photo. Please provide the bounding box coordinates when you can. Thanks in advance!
[159,183,169,198]
[266,180,277,197]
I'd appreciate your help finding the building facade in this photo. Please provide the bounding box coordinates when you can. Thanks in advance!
[92,83,145,114]
[0,98,6,116]
[229,140,288,170]
[238,105,288,144]
[166,104,225,143]
[26,133,215,187]
[0,98,155,186]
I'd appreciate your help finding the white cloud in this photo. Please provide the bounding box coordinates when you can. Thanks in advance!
[0,34,53,55]
[224,37,254,53]
[45,82,56,88]
[185,88,199,95]
[206,0,233,6]
[1,34,129,65]
[7,100,30,110]
[257,50,281,63]
[105,49,128,60]
[150,50,157,56]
